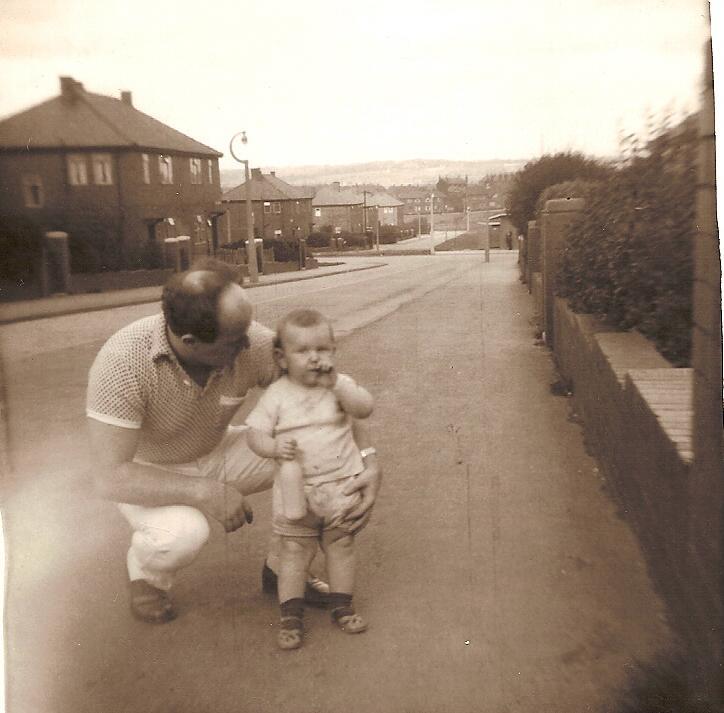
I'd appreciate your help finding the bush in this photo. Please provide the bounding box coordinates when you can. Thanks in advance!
[340,232,369,249]
[506,152,613,235]
[262,238,302,262]
[378,225,402,244]
[556,117,696,365]
[306,231,331,248]
[0,214,43,281]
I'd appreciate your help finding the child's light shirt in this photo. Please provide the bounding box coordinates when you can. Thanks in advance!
[246,374,363,483]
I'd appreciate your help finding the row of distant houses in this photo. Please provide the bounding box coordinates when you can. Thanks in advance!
[0,76,405,268]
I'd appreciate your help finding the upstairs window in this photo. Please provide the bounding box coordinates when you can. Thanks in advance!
[190,158,202,184]
[264,202,272,214]
[92,153,113,185]
[67,154,88,185]
[273,202,281,214]
[159,155,173,184]
[207,159,213,184]
[142,154,151,184]
[22,175,44,208]
[314,207,321,218]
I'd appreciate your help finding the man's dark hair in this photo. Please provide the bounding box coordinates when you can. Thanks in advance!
[274,308,333,350]
[162,259,240,342]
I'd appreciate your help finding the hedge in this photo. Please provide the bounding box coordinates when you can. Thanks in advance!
[556,117,697,366]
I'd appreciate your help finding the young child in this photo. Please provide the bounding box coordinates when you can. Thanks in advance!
[246,308,374,650]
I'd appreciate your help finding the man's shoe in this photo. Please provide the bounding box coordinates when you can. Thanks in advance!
[261,562,330,608]
[129,579,177,624]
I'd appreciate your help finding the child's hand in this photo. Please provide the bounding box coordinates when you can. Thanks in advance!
[316,363,338,388]
[274,436,297,460]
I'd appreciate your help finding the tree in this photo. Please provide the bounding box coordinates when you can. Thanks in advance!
[505,152,613,235]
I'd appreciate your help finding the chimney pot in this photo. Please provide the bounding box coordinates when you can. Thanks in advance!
[60,76,84,101]
[121,91,133,106]
[332,181,341,191]
[251,168,263,179]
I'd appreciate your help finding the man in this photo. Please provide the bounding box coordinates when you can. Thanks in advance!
[87,259,381,623]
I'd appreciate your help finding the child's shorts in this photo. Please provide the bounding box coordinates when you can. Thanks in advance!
[272,474,362,538]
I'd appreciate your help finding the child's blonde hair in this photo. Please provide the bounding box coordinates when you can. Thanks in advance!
[274,308,334,351]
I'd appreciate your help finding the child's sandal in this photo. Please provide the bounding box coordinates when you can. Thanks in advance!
[331,606,368,634]
[278,616,304,650]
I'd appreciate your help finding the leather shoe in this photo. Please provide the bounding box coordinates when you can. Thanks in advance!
[129,579,177,623]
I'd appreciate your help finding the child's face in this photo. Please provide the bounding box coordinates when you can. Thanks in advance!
[278,322,336,386]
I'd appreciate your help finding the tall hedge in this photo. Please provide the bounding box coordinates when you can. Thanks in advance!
[556,118,697,366]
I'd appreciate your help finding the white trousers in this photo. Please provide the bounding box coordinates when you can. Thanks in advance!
[117,426,276,591]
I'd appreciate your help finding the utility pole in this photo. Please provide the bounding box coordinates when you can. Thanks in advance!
[430,193,435,255]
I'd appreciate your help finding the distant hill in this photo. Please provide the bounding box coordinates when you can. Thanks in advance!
[220,158,526,190]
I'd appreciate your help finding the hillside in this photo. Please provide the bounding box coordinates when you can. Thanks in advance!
[220,157,526,190]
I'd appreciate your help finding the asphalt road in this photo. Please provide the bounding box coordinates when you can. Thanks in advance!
[1,253,672,713]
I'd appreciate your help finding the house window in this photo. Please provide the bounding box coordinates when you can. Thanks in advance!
[274,229,282,237]
[22,175,44,208]
[190,158,202,184]
[264,202,272,214]
[67,154,88,185]
[273,202,281,214]
[92,153,113,185]
[142,154,151,184]
[159,155,173,184]
[314,208,321,218]
[207,159,213,183]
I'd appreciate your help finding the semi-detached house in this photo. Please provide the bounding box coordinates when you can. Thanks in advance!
[0,76,224,269]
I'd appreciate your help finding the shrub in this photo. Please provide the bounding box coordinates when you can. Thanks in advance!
[0,214,43,282]
[262,238,302,262]
[340,232,369,249]
[506,152,613,235]
[556,117,697,365]
[307,231,331,248]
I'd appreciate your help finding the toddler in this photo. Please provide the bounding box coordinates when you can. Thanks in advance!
[246,308,374,650]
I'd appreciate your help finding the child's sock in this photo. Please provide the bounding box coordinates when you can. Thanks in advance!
[280,597,305,620]
[327,592,353,612]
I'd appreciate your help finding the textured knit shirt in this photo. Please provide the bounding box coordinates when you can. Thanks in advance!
[86,314,277,464]
[245,374,363,483]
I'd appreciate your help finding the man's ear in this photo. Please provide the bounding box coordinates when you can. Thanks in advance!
[181,334,198,347]
[273,347,287,371]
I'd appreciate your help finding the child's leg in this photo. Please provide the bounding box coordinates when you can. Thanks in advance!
[321,528,355,594]
[277,535,317,650]
[321,529,367,634]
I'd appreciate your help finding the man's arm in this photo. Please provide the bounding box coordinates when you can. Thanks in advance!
[88,419,252,532]
[341,418,382,533]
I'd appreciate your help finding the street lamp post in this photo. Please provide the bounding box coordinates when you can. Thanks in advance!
[430,193,435,255]
[229,131,259,284]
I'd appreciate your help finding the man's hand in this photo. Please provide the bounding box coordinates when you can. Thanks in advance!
[274,436,298,460]
[341,455,382,534]
[201,481,254,533]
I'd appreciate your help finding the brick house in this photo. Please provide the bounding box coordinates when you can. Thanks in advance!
[366,192,405,227]
[0,76,224,270]
[312,183,365,233]
[221,169,314,243]
[389,186,443,216]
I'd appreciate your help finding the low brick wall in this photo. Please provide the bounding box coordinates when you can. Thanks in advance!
[72,268,174,294]
[553,297,696,634]
[531,272,544,334]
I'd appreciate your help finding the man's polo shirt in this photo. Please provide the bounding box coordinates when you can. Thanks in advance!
[86,314,277,464]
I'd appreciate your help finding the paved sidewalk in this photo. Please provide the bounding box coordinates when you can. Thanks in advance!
[3,254,673,713]
[0,257,385,324]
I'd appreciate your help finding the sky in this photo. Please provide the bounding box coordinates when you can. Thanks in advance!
[0,0,714,171]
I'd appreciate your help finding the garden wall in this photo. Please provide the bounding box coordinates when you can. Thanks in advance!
[553,296,697,639]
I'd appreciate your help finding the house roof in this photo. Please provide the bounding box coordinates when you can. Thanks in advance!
[312,185,364,207]
[366,192,404,208]
[0,77,222,156]
[222,170,314,202]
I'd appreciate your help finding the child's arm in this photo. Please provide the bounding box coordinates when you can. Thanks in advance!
[331,373,374,419]
[247,428,297,460]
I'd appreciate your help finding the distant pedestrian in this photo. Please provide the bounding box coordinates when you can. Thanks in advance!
[86,259,382,624]
[505,231,513,250]
[246,308,375,649]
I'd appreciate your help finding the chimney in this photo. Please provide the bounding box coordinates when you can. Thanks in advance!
[332,181,341,191]
[270,171,276,177]
[121,91,133,106]
[59,76,84,102]
[251,168,263,179]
